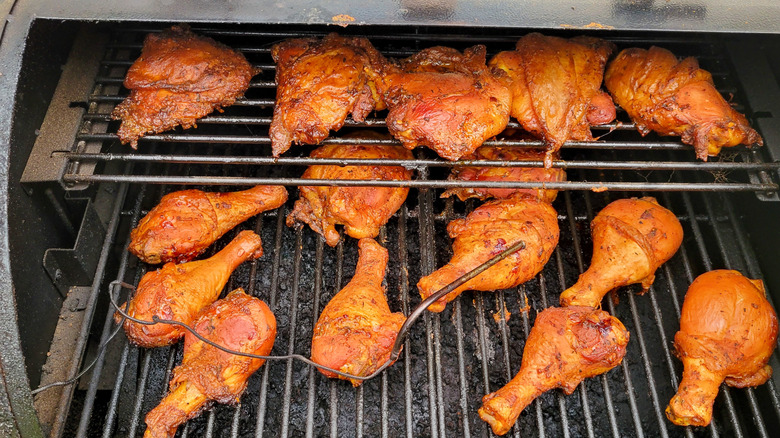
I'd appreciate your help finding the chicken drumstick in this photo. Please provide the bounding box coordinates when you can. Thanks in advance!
[605,46,762,160]
[417,194,559,313]
[144,289,277,438]
[119,230,263,348]
[666,270,778,427]
[311,238,406,386]
[560,197,683,308]
[129,185,287,264]
[479,306,629,435]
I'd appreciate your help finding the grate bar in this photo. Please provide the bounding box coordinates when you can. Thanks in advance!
[397,205,415,438]
[61,152,780,172]
[305,237,325,438]
[279,228,304,438]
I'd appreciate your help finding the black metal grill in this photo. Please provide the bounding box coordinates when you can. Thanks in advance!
[41,24,780,437]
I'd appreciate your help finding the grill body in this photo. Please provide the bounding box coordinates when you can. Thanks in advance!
[2,4,780,438]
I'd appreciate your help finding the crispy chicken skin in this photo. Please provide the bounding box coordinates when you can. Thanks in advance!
[380,45,512,160]
[441,147,567,203]
[489,34,615,165]
[144,289,277,438]
[560,197,683,308]
[112,25,256,147]
[605,46,763,160]
[666,270,778,427]
[118,231,263,348]
[129,185,287,264]
[286,133,413,246]
[479,306,629,435]
[311,239,406,386]
[270,33,388,156]
[417,194,559,313]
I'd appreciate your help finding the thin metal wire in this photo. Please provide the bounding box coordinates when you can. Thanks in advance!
[31,239,527,397]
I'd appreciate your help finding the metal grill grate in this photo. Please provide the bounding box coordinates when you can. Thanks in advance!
[51,24,780,437]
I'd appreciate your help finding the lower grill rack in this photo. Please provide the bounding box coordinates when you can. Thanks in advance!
[55,179,780,438]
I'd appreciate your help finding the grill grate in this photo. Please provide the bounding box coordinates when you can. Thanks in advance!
[51,24,780,438]
[58,25,780,198]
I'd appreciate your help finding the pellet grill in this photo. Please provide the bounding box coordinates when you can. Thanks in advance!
[2,1,780,437]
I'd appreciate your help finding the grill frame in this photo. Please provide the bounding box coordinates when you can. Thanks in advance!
[13,21,780,438]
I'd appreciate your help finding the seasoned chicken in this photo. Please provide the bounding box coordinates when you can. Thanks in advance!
[286,133,413,246]
[311,238,406,386]
[666,270,778,427]
[270,33,388,156]
[118,231,263,348]
[380,45,512,160]
[129,185,287,264]
[560,197,683,308]
[440,147,567,203]
[112,25,256,147]
[489,33,615,165]
[605,46,763,160]
[144,289,276,438]
[417,194,559,313]
[479,306,629,435]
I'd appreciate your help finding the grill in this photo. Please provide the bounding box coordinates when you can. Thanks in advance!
[16,22,780,438]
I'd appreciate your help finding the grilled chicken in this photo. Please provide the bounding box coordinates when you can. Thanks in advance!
[286,133,413,246]
[270,33,388,156]
[129,185,287,264]
[144,289,276,438]
[380,45,512,160]
[666,270,778,427]
[118,231,263,348]
[605,46,763,160]
[112,25,257,147]
[560,197,683,308]
[479,306,629,435]
[417,194,559,313]
[440,147,567,203]
[489,33,615,166]
[311,238,406,386]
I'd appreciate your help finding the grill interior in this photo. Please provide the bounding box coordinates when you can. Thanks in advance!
[31,23,780,437]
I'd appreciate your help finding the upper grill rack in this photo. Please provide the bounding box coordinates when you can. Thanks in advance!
[57,24,780,199]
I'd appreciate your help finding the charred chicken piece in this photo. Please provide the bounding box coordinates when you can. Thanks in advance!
[286,133,413,246]
[311,238,406,386]
[129,185,287,264]
[440,147,567,203]
[560,197,683,308]
[666,270,778,427]
[417,194,559,313]
[144,289,276,438]
[118,231,263,348]
[479,306,629,435]
[605,46,763,160]
[270,33,388,156]
[489,33,615,165]
[112,25,257,147]
[380,45,512,160]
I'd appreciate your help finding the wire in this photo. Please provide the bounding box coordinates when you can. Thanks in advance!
[31,239,526,392]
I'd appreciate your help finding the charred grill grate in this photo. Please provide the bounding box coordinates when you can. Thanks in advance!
[47,24,780,438]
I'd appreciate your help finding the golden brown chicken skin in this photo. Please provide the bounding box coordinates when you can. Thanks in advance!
[118,231,263,348]
[144,289,277,438]
[286,133,413,246]
[489,34,615,165]
[441,147,567,203]
[479,306,629,435]
[666,270,778,427]
[380,45,512,160]
[417,194,559,313]
[129,185,287,264]
[605,46,763,160]
[560,197,683,308]
[270,33,388,156]
[112,25,256,147]
[311,238,406,386]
